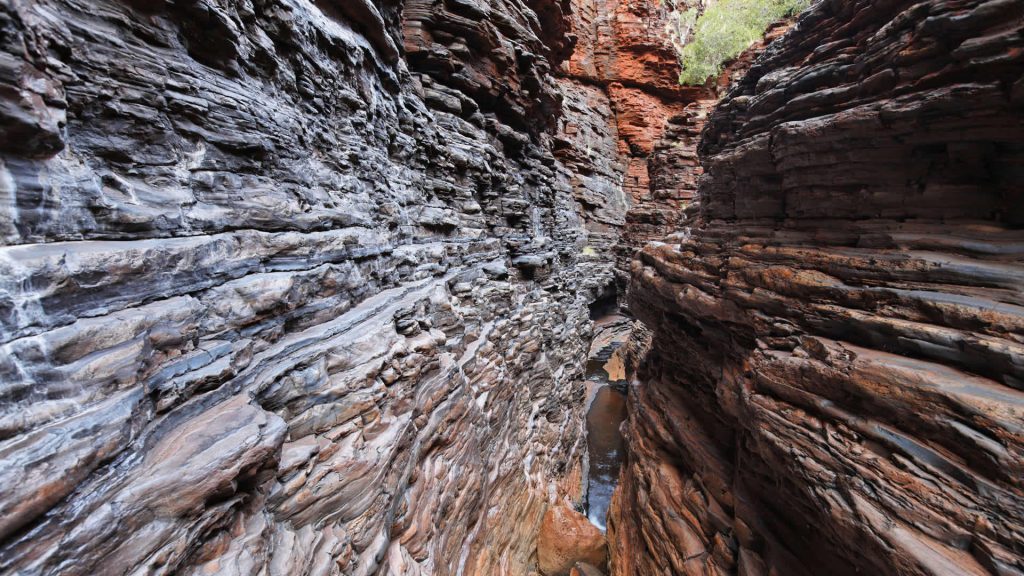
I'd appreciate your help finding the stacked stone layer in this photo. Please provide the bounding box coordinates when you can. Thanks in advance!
[0,0,618,574]
[558,0,718,289]
[614,0,1024,574]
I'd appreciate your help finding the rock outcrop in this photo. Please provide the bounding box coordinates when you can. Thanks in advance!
[536,504,607,576]
[615,0,1024,574]
[5,0,1023,574]
[0,0,617,573]
[557,0,715,288]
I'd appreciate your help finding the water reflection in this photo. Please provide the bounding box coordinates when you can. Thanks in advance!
[585,358,627,532]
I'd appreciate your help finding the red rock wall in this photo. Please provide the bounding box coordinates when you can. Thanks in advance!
[559,0,715,291]
[615,0,1024,574]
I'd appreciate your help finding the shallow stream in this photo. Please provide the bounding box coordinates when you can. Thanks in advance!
[584,352,628,532]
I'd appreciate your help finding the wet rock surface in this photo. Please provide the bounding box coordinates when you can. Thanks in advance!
[582,314,631,532]
[584,377,626,533]
[568,563,605,576]
[614,0,1024,575]
[0,0,617,573]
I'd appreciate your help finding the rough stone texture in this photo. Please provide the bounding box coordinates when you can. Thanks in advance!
[558,0,716,289]
[565,0,692,97]
[7,0,1022,574]
[560,2,788,287]
[536,505,607,576]
[619,21,791,273]
[553,78,627,273]
[614,0,1024,575]
[0,0,617,574]
[568,563,605,576]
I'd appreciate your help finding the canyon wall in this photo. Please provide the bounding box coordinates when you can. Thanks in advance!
[6,0,1020,574]
[615,0,1024,574]
[557,0,713,286]
[0,0,619,573]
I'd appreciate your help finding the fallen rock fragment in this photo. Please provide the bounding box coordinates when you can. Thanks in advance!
[537,505,608,576]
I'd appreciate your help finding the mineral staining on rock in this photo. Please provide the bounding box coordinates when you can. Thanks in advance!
[612,0,1024,575]
[0,0,613,573]
[557,0,712,284]
[3,0,1024,574]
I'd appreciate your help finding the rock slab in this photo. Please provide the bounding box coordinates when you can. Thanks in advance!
[537,505,607,576]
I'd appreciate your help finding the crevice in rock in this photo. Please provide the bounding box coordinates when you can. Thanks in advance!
[1,0,1022,575]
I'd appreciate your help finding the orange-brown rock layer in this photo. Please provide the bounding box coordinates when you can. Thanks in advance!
[559,0,717,289]
[614,0,1024,574]
[537,505,608,575]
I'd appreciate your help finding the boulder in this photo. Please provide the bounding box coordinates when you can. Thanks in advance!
[570,561,606,576]
[537,505,607,576]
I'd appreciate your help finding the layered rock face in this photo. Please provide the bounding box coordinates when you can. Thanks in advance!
[557,0,714,286]
[6,0,1023,574]
[615,0,1024,574]
[0,0,617,574]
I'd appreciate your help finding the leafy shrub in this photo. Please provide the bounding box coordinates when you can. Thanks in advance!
[677,0,811,85]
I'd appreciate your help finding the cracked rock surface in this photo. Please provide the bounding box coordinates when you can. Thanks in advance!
[3,0,1024,574]
[0,0,618,573]
[614,0,1024,574]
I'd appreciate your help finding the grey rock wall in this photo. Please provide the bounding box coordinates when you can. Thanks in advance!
[0,0,617,573]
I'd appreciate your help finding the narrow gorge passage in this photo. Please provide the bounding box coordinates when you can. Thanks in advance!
[2,0,1023,575]
[583,315,630,532]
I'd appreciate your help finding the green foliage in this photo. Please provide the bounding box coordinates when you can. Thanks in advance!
[677,0,811,85]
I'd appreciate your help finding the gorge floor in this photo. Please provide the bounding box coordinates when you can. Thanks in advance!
[583,321,630,533]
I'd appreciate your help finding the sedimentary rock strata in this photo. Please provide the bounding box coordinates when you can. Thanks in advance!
[558,0,715,286]
[615,0,1024,574]
[4,0,1024,573]
[0,0,614,573]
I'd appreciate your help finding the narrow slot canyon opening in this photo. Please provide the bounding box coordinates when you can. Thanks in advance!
[588,284,620,321]
[583,312,630,532]
[3,0,1023,574]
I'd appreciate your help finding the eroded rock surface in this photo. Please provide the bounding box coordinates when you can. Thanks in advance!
[6,0,1023,573]
[614,0,1024,574]
[536,505,607,576]
[0,0,617,573]
[556,0,719,288]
